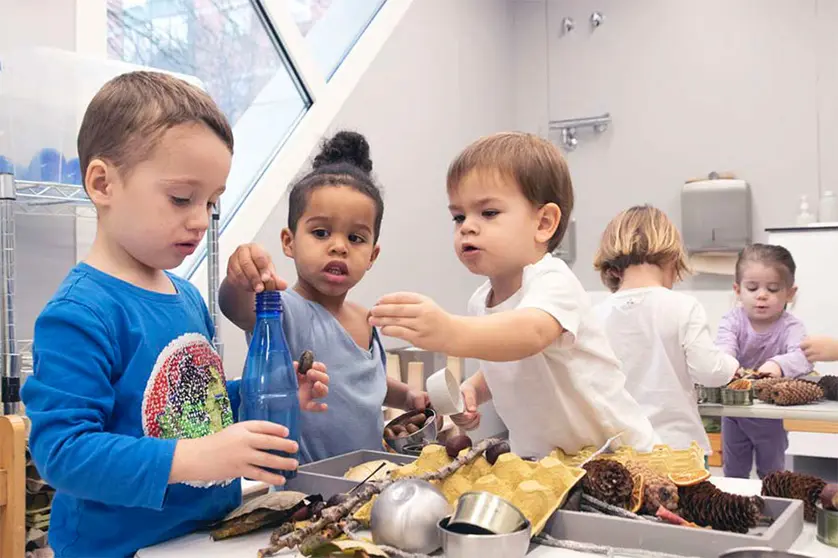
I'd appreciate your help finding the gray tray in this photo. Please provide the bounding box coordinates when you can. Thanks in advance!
[285,450,415,500]
[545,497,803,558]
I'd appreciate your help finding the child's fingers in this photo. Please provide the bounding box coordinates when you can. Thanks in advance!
[369,304,420,319]
[251,449,299,472]
[237,253,269,293]
[376,292,425,306]
[378,325,416,342]
[249,433,298,455]
[244,465,287,487]
[304,401,328,412]
[244,421,290,438]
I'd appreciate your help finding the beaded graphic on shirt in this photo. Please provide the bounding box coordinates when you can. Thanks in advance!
[142,333,233,487]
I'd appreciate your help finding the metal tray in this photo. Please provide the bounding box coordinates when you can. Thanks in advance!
[285,450,415,500]
[545,497,803,558]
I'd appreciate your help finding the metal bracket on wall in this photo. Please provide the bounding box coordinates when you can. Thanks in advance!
[549,113,611,152]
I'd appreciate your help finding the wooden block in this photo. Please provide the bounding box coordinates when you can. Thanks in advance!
[1,415,26,558]
[446,356,463,384]
[708,432,722,452]
[386,353,401,382]
[407,362,424,393]
[783,419,838,434]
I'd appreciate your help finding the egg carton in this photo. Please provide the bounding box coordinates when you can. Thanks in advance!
[553,441,706,476]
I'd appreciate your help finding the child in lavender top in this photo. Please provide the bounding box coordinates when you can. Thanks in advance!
[716,244,812,479]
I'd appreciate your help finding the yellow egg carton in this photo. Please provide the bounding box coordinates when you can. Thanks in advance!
[551,441,707,478]
[374,444,586,536]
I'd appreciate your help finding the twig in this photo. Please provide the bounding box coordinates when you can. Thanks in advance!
[581,493,644,520]
[258,438,502,557]
[533,533,702,558]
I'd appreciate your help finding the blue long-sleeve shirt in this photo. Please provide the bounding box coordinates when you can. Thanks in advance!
[21,263,241,557]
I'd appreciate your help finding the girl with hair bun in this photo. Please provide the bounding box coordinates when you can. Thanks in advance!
[220,131,426,464]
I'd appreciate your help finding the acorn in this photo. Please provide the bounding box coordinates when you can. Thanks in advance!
[485,441,511,465]
[445,434,473,458]
[298,350,315,375]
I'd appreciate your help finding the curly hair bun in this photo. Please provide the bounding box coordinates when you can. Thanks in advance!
[312,130,373,173]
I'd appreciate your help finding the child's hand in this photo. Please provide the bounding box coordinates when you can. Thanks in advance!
[297,359,329,412]
[405,390,429,412]
[369,293,456,353]
[450,383,481,431]
[801,336,838,363]
[226,243,287,294]
[171,421,298,486]
[757,361,783,378]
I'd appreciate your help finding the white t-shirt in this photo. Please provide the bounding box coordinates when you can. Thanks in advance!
[468,254,660,458]
[594,287,739,453]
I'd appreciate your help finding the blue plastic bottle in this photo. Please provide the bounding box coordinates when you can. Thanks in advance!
[239,290,300,481]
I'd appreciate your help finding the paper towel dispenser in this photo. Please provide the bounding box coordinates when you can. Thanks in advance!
[681,177,751,253]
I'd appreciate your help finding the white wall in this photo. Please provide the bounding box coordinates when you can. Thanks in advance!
[513,0,834,299]
[218,0,516,374]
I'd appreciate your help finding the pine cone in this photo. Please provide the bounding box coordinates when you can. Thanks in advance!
[819,376,838,401]
[623,461,679,514]
[680,481,763,533]
[771,380,824,406]
[582,459,633,509]
[753,378,789,402]
[763,471,826,522]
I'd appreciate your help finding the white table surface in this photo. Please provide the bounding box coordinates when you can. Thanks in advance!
[138,477,838,558]
[699,400,838,422]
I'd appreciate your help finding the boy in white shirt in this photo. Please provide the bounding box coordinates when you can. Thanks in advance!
[593,205,740,454]
[369,132,659,457]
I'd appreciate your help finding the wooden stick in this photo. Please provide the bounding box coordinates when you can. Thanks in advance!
[258,438,502,557]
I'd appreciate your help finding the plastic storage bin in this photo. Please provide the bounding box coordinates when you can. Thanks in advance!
[0,47,205,186]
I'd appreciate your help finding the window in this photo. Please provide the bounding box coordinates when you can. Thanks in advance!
[289,0,387,79]
[107,0,311,275]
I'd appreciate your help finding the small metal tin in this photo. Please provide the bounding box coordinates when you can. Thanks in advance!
[817,502,838,548]
[721,387,754,406]
[439,516,531,558]
[698,385,723,404]
[448,491,528,535]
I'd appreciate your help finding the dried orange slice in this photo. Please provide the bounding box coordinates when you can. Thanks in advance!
[727,378,753,391]
[629,472,644,513]
[668,470,711,487]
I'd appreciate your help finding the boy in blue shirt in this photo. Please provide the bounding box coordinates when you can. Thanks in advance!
[20,71,328,557]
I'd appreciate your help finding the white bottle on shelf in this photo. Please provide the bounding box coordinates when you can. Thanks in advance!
[796,195,816,226]
[819,190,838,223]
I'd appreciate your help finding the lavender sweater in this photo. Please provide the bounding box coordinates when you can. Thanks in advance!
[715,307,813,377]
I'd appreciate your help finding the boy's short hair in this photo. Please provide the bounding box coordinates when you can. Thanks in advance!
[446,132,574,251]
[593,205,691,292]
[77,71,234,189]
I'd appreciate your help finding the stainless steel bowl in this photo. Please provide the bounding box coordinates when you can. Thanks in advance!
[449,491,528,535]
[721,387,754,406]
[718,548,810,558]
[439,516,531,558]
[383,409,438,455]
[817,502,838,548]
[370,479,452,554]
